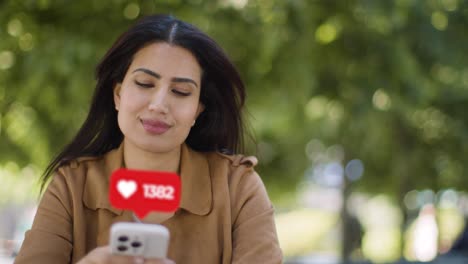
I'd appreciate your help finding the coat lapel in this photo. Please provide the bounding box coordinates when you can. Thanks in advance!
[82,142,214,245]
[82,144,125,215]
[178,144,213,215]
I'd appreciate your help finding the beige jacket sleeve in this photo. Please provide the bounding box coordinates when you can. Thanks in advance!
[229,158,283,263]
[15,170,73,263]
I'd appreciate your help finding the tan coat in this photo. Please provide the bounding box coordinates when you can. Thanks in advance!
[15,144,283,263]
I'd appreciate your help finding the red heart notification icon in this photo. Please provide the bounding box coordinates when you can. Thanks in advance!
[109,169,181,218]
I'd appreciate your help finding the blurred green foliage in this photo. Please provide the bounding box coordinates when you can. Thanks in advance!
[1,0,468,205]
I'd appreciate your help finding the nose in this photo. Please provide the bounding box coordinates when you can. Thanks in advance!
[148,89,169,114]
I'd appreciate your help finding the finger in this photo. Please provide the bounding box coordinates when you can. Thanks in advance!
[109,255,141,264]
[133,256,145,264]
[77,246,112,264]
[144,258,175,264]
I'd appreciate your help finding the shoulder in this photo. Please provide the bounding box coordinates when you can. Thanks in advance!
[38,155,107,218]
[203,150,259,182]
[44,156,103,201]
[205,152,274,225]
[49,148,118,193]
[55,155,104,180]
[56,146,122,178]
[204,150,265,191]
[46,148,121,213]
[208,150,258,169]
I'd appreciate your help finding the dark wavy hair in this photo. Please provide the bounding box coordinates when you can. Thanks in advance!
[40,14,247,191]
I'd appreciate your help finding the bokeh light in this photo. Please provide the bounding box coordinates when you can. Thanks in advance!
[123,3,140,20]
[441,0,458,12]
[7,19,23,37]
[345,159,364,182]
[372,89,392,111]
[431,11,448,31]
[315,23,338,44]
[19,33,34,51]
[0,51,15,70]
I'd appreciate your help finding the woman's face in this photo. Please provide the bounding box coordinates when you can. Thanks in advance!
[114,42,204,154]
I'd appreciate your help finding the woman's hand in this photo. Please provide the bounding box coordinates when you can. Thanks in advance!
[77,246,175,264]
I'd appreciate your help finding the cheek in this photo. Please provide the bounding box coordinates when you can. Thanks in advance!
[174,104,200,124]
[120,89,147,111]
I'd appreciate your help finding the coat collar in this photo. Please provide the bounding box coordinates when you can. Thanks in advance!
[83,143,213,216]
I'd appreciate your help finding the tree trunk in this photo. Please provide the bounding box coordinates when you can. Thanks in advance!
[341,176,353,264]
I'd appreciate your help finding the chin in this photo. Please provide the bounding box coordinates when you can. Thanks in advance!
[122,126,189,154]
[135,138,182,154]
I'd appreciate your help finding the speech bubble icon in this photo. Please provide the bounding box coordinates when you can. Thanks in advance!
[109,168,181,218]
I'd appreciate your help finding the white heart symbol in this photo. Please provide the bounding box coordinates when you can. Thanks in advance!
[117,180,137,199]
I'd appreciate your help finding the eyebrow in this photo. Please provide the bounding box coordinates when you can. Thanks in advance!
[132,68,199,88]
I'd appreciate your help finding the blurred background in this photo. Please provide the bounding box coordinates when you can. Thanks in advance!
[1,0,468,263]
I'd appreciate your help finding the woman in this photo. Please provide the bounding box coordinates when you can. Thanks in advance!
[15,15,282,264]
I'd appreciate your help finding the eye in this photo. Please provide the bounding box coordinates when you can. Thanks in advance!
[172,89,191,96]
[135,81,153,88]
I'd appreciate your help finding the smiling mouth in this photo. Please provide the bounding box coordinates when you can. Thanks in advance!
[140,119,171,135]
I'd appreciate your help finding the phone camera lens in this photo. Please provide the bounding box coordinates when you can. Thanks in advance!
[117,245,128,252]
[131,241,142,248]
[118,236,129,242]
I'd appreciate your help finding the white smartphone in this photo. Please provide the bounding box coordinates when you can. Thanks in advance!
[109,222,170,259]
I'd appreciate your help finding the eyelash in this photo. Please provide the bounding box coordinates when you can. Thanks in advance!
[172,90,191,97]
[135,81,153,88]
[134,81,191,97]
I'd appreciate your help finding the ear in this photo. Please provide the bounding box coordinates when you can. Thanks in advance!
[113,83,122,111]
[196,102,205,117]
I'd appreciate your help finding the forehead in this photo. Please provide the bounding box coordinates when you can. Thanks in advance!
[129,42,202,82]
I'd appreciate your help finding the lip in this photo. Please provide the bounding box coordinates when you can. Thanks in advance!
[140,119,171,135]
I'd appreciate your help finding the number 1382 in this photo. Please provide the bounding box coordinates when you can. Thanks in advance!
[142,184,174,200]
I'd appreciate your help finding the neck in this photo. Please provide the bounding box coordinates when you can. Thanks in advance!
[122,139,181,173]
